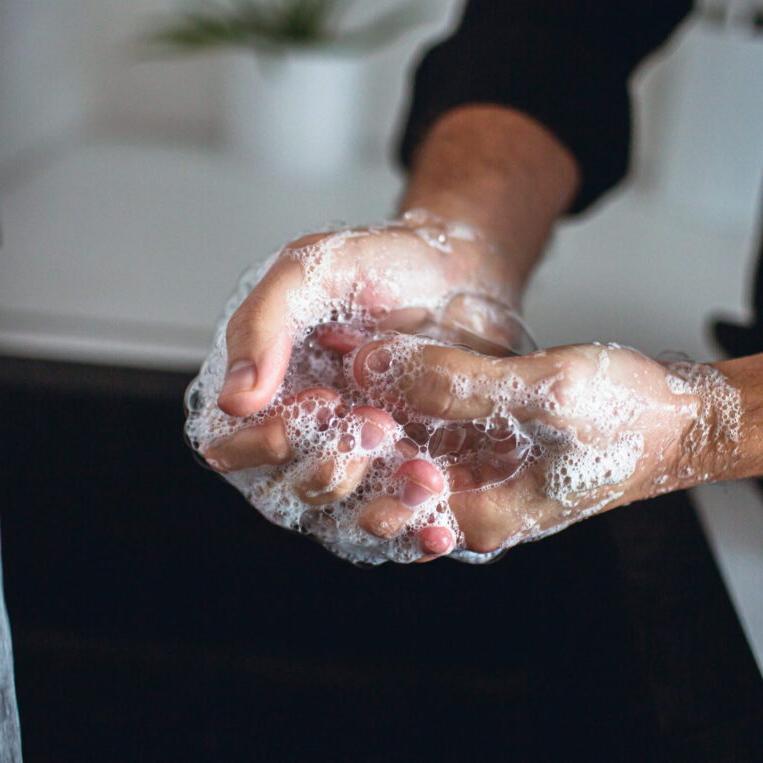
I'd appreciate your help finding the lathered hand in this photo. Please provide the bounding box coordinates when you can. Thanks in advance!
[353,340,742,559]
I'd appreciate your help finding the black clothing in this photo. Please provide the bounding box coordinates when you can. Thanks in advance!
[400,0,692,213]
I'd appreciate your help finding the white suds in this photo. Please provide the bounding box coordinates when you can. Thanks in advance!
[185,221,740,565]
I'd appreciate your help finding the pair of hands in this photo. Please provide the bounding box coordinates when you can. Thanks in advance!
[201,216,700,562]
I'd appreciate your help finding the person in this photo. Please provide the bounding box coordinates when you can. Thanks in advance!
[202,1,763,561]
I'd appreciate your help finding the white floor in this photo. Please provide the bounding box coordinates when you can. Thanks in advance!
[1,141,761,672]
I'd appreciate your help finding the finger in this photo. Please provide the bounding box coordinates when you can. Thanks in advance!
[417,526,455,556]
[295,456,368,506]
[204,385,339,471]
[203,417,290,472]
[294,403,395,505]
[357,481,454,561]
[358,496,413,539]
[314,307,431,355]
[446,472,539,554]
[286,386,341,416]
[354,340,502,420]
[353,406,397,451]
[218,256,304,417]
[396,459,444,508]
[448,489,509,554]
[315,324,367,354]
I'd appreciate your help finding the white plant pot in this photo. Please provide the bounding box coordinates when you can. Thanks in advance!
[226,48,368,177]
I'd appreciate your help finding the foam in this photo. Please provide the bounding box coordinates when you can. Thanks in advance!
[186,325,502,565]
[185,218,741,565]
[186,216,529,562]
[664,359,742,479]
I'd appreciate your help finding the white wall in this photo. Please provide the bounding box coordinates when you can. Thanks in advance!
[0,1,87,166]
[78,0,229,145]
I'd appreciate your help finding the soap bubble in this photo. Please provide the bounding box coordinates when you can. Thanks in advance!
[185,225,537,565]
[186,224,741,566]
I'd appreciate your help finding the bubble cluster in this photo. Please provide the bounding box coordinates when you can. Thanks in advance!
[185,220,739,566]
[664,359,743,480]
[185,219,540,564]
[666,361,742,443]
[541,427,643,509]
[186,318,532,564]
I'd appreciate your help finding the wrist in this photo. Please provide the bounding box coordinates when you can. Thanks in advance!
[706,354,763,481]
[400,105,580,291]
[583,365,720,509]
[397,207,525,301]
[399,192,522,258]
[676,361,745,486]
[640,358,749,493]
[587,356,750,507]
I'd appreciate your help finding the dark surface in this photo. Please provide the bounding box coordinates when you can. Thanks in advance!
[1,356,761,762]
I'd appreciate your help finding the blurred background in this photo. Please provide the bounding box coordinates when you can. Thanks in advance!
[1,1,762,760]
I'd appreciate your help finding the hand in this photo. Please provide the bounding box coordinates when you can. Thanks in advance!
[352,340,711,557]
[195,105,581,563]
[202,213,525,526]
[216,211,519,419]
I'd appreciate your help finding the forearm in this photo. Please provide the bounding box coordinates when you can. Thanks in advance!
[399,105,580,293]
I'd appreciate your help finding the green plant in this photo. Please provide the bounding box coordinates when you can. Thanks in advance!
[147,0,431,55]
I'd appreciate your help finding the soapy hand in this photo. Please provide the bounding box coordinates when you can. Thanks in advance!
[216,211,519,419]
[188,214,741,564]
[200,213,527,560]
[352,340,729,558]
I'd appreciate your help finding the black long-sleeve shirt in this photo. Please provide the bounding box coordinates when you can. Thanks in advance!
[400,0,692,213]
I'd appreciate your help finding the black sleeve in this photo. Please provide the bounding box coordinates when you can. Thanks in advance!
[399,0,692,213]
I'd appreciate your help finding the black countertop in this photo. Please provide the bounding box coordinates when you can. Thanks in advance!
[2,357,761,762]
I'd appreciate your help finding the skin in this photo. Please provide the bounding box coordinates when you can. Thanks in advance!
[206,105,763,561]
[351,339,761,553]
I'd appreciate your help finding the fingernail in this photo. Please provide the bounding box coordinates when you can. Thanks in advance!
[401,480,432,507]
[360,422,384,450]
[366,348,391,373]
[220,361,257,399]
[422,528,455,555]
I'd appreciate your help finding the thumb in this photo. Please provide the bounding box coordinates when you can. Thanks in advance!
[218,257,303,417]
